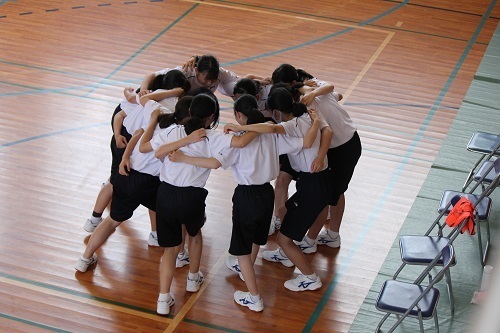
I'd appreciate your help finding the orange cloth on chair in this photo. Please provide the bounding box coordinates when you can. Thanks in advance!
[445,197,476,235]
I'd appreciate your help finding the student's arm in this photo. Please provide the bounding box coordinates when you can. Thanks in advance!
[155,129,207,160]
[302,110,321,148]
[224,122,286,135]
[182,55,198,72]
[124,87,138,104]
[139,87,184,107]
[229,132,260,148]
[244,74,272,85]
[113,110,128,148]
[310,125,333,173]
[168,150,222,169]
[140,73,156,95]
[139,111,159,153]
[119,128,144,176]
[299,83,335,106]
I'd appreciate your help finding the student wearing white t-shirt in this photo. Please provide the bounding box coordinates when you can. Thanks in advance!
[139,92,257,316]
[224,87,333,293]
[295,86,362,253]
[83,71,189,236]
[169,94,322,311]
[74,107,170,274]
[141,54,240,99]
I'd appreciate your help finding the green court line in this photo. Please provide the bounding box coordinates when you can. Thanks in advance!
[0,313,72,333]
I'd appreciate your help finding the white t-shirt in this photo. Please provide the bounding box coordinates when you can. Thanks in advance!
[156,66,240,97]
[151,126,233,187]
[280,114,328,173]
[121,94,177,134]
[129,125,163,177]
[310,91,356,148]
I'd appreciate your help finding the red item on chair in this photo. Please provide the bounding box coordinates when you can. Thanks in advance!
[445,197,476,235]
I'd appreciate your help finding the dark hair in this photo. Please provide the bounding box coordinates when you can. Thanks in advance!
[196,54,220,82]
[267,87,307,118]
[157,96,193,129]
[150,69,191,93]
[271,64,298,84]
[233,78,261,97]
[296,68,314,82]
[184,93,220,134]
[234,94,265,125]
[270,82,304,102]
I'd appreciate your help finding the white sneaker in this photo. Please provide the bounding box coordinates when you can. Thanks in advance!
[83,217,102,233]
[268,216,281,236]
[262,248,294,267]
[284,274,322,292]
[148,232,160,247]
[176,247,190,268]
[317,230,341,248]
[233,291,264,312]
[186,271,204,292]
[157,295,175,315]
[294,237,317,254]
[75,254,98,272]
[225,256,245,281]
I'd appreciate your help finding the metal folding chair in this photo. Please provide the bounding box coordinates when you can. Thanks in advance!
[462,132,500,193]
[376,245,455,333]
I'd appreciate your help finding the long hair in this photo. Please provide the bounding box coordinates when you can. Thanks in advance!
[267,87,307,118]
[234,94,265,125]
[157,96,193,129]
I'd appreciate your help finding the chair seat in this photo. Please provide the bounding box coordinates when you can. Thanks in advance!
[400,236,456,266]
[438,190,491,220]
[467,132,500,155]
[473,160,499,184]
[376,280,440,318]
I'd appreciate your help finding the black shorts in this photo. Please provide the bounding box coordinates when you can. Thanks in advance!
[109,169,161,222]
[280,169,331,242]
[110,104,133,182]
[229,183,274,256]
[327,131,362,205]
[279,154,299,181]
[156,182,208,247]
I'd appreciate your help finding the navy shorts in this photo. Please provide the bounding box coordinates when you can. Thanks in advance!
[280,169,331,242]
[156,182,208,247]
[229,183,274,256]
[109,169,160,222]
[327,131,362,205]
[110,104,132,182]
[279,154,299,181]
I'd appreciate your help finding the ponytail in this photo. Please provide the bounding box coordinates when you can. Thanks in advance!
[291,102,307,117]
[158,96,193,128]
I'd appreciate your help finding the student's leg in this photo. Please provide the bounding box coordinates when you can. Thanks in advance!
[83,216,121,259]
[306,206,329,240]
[187,231,202,274]
[273,171,292,222]
[328,194,345,233]
[277,232,314,275]
[159,245,180,294]
[238,244,260,295]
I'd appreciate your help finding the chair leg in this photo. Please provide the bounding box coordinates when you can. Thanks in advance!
[434,310,440,333]
[376,313,390,332]
[483,218,491,264]
[418,310,424,333]
[445,269,454,314]
[477,219,485,266]
[393,263,406,279]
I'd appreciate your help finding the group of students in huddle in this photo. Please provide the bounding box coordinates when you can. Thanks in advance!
[75,54,362,315]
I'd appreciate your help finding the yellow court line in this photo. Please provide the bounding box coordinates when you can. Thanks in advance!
[0,276,170,323]
[164,253,228,333]
[180,0,391,34]
[340,32,395,104]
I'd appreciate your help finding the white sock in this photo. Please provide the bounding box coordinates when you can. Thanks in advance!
[305,273,318,280]
[150,231,157,237]
[81,255,92,262]
[188,271,199,281]
[327,230,339,238]
[158,293,171,302]
[305,236,316,245]
[249,293,261,302]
